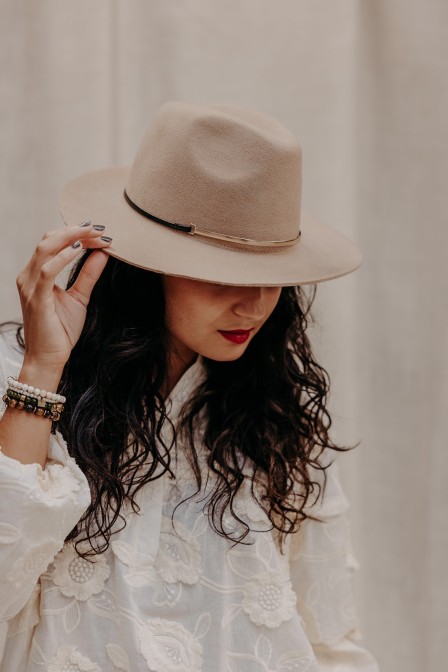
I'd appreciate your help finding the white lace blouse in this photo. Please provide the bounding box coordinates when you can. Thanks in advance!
[0,329,380,672]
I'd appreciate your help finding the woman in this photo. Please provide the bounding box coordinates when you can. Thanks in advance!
[0,102,380,671]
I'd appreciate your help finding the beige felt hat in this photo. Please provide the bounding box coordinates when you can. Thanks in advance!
[59,101,361,286]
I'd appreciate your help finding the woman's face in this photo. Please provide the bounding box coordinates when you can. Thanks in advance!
[162,275,282,365]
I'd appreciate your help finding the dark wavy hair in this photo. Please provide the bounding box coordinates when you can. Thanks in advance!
[2,250,354,562]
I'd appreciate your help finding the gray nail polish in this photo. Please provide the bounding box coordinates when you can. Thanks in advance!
[71,240,81,248]
[101,236,112,243]
[93,224,106,231]
[79,220,91,227]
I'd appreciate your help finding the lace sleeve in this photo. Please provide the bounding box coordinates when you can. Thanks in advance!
[0,430,92,623]
[0,331,92,623]
[289,453,381,671]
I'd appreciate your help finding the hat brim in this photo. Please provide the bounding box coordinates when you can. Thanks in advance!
[59,167,362,287]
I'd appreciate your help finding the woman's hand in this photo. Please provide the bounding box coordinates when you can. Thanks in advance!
[16,222,112,374]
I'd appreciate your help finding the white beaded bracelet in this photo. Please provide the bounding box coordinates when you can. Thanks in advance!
[6,376,66,404]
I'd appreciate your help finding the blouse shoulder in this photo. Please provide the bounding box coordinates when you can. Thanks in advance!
[298,447,350,520]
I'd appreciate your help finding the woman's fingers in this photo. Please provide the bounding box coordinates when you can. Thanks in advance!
[24,221,111,297]
[31,237,111,303]
[29,222,105,270]
[66,249,110,307]
[14,223,113,370]
[24,223,102,288]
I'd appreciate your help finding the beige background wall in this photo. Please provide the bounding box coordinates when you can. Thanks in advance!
[1,2,447,671]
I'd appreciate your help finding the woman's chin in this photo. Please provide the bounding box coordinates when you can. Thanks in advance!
[200,345,249,362]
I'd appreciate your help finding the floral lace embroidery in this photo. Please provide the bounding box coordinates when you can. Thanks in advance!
[46,644,102,671]
[0,521,22,545]
[234,493,270,525]
[105,643,131,671]
[138,616,208,672]
[110,538,157,588]
[110,516,202,607]
[155,516,201,585]
[6,539,64,588]
[6,582,41,638]
[32,462,82,502]
[50,542,110,601]
[241,570,297,628]
[227,633,317,672]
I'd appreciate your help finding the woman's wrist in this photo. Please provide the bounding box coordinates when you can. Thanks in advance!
[18,361,65,393]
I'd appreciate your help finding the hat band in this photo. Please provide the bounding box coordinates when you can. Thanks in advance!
[124,189,301,249]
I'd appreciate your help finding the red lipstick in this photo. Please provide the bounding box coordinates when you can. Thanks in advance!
[218,329,254,344]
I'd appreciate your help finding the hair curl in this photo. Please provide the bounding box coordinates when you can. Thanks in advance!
[2,250,355,561]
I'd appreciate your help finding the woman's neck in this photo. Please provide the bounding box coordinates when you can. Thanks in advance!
[160,348,198,401]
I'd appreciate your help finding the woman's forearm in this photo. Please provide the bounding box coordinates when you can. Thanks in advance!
[0,363,64,469]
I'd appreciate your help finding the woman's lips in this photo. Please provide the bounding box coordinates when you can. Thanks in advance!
[218,328,254,344]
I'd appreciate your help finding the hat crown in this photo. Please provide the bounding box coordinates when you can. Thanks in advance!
[126,101,302,248]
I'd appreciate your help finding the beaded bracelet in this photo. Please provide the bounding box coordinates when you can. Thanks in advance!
[2,388,64,421]
[6,376,66,404]
[2,391,64,421]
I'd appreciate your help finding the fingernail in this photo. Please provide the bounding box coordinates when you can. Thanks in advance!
[79,220,91,227]
[101,236,112,243]
[93,224,106,231]
[71,240,82,248]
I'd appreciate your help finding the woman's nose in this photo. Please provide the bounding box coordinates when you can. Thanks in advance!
[232,287,267,320]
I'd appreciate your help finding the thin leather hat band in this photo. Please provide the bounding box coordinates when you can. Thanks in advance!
[124,189,301,249]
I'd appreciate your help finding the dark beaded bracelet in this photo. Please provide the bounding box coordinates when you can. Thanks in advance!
[5,388,62,413]
[2,389,64,421]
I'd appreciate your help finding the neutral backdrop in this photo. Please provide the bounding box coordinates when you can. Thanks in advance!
[1,2,447,671]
